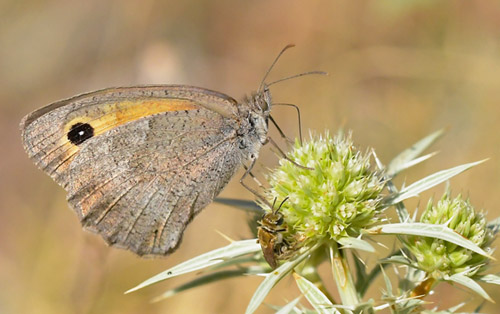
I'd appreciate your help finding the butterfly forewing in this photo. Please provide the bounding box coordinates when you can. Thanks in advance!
[21,86,252,256]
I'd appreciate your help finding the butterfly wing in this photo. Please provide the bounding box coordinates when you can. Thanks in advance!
[21,85,247,256]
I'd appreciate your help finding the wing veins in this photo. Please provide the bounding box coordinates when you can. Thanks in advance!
[123,176,161,242]
[38,127,221,172]
[154,179,181,251]
[158,134,237,175]
[93,183,138,225]
[154,141,234,252]
[89,158,157,224]
[49,148,78,176]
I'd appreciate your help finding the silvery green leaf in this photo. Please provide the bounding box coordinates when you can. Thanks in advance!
[388,298,427,314]
[428,301,466,313]
[387,129,444,177]
[476,273,500,285]
[353,254,368,295]
[381,266,393,296]
[126,239,260,293]
[275,296,302,314]
[151,269,247,302]
[388,153,437,178]
[369,223,492,258]
[446,273,493,302]
[352,301,376,313]
[207,254,261,272]
[338,237,375,253]
[384,160,487,205]
[294,273,338,314]
[385,180,410,223]
[245,243,321,314]
[420,301,467,313]
[379,255,413,267]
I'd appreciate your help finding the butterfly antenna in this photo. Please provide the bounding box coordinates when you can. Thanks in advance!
[267,71,328,87]
[258,44,296,92]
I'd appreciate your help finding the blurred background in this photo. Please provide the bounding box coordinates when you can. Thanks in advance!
[2,0,500,313]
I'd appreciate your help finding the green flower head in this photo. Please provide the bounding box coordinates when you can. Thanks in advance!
[406,193,494,278]
[264,132,386,246]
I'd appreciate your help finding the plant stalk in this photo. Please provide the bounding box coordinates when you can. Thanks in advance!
[330,241,360,306]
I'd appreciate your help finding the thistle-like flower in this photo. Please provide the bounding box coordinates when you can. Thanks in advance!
[405,193,494,279]
[263,132,386,256]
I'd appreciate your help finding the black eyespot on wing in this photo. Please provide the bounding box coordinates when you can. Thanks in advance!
[67,122,94,145]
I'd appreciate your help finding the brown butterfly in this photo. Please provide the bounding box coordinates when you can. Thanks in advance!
[20,45,323,257]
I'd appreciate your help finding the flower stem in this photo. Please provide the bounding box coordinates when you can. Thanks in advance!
[329,241,360,306]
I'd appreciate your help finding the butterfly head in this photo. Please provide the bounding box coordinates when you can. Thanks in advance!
[248,84,272,116]
[247,85,272,137]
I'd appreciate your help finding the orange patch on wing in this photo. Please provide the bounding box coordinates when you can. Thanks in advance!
[66,98,198,136]
[58,98,199,158]
[113,99,198,127]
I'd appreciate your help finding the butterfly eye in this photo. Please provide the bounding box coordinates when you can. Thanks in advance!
[249,115,256,128]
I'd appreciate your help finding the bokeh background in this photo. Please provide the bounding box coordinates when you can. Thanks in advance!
[2,1,500,313]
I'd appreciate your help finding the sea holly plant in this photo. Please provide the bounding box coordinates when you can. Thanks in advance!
[126,129,500,313]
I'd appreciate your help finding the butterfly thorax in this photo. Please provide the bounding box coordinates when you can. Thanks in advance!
[236,88,271,161]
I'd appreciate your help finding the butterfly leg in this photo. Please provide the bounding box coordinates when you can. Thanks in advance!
[239,158,272,208]
[271,103,303,145]
[269,115,294,145]
[242,164,265,189]
[267,137,313,170]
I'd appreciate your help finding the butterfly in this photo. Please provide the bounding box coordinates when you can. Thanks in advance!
[20,45,323,256]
